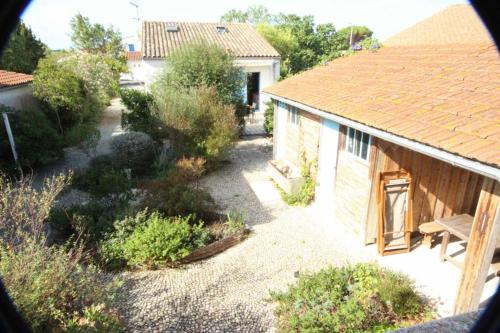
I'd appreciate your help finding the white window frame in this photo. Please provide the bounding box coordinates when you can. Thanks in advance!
[288,105,300,126]
[344,127,371,161]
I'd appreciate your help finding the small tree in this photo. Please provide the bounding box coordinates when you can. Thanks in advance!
[70,14,126,75]
[0,21,46,74]
[154,41,245,107]
[33,54,115,136]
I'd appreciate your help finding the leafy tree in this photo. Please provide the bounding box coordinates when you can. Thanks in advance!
[0,21,46,74]
[337,26,373,46]
[69,14,126,73]
[154,41,245,106]
[222,7,375,78]
[221,5,272,25]
[33,54,114,136]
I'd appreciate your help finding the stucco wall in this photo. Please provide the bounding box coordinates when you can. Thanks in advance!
[133,57,280,111]
[236,58,280,111]
[0,85,36,110]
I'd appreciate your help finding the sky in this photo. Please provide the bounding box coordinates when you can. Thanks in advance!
[21,0,468,50]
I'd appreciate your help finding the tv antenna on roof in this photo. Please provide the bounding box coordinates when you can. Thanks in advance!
[130,1,140,22]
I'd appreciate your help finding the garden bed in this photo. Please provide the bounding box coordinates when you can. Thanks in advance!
[268,159,305,195]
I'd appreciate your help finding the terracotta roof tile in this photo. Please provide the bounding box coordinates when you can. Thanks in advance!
[265,45,500,168]
[385,5,493,46]
[127,51,142,61]
[141,22,280,59]
[0,70,33,89]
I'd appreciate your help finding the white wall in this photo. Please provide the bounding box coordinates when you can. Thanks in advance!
[235,58,280,112]
[128,59,166,88]
[132,57,280,111]
[0,85,36,110]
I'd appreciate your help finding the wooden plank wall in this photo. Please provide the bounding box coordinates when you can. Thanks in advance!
[374,140,484,231]
[455,179,500,314]
[284,110,321,167]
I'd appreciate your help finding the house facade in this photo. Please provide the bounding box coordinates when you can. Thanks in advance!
[0,70,35,110]
[265,5,500,314]
[127,21,280,111]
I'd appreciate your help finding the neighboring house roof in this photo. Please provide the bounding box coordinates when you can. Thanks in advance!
[0,70,33,89]
[384,4,493,46]
[141,21,280,59]
[127,51,142,61]
[264,5,500,168]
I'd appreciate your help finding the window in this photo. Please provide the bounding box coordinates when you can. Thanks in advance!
[344,127,371,160]
[288,106,300,126]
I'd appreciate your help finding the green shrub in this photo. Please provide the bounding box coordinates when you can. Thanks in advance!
[48,199,132,244]
[98,209,150,270]
[140,178,214,218]
[154,40,245,106]
[102,213,209,269]
[270,263,430,333]
[225,210,246,236]
[73,155,131,198]
[33,55,97,133]
[263,100,274,135]
[110,131,156,174]
[0,242,123,333]
[0,106,62,171]
[153,86,238,163]
[277,163,316,206]
[120,89,166,140]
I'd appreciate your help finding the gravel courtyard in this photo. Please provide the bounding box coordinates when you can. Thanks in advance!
[117,137,371,332]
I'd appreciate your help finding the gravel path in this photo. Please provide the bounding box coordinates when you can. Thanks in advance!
[117,137,371,332]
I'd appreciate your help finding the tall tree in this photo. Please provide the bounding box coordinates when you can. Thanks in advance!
[221,5,272,26]
[69,14,126,74]
[222,7,375,78]
[0,21,46,74]
[337,26,373,46]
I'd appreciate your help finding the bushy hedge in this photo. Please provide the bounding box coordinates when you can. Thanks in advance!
[153,86,238,163]
[140,157,215,218]
[33,53,116,140]
[270,263,430,333]
[0,173,123,332]
[100,212,209,269]
[154,41,245,106]
[0,106,62,171]
[110,131,156,174]
[0,243,123,333]
[120,89,166,140]
[73,155,131,198]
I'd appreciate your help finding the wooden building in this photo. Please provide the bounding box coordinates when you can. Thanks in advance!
[264,5,499,314]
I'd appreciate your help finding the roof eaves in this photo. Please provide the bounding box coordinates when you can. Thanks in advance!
[264,92,500,180]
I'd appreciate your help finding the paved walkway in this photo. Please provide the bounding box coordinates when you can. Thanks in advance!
[242,111,266,136]
[117,137,371,332]
[33,98,124,191]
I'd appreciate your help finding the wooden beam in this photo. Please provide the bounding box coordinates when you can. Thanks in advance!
[454,179,500,314]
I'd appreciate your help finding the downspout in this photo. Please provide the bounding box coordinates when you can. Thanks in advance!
[264,93,500,182]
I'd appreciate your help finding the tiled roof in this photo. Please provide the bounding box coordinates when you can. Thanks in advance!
[0,70,33,89]
[141,21,280,59]
[385,5,493,46]
[264,44,500,167]
[127,51,142,61]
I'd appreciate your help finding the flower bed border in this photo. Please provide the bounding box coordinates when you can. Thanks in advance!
[181,228,250,264]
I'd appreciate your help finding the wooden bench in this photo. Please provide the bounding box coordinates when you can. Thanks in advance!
[418,221,446,248]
